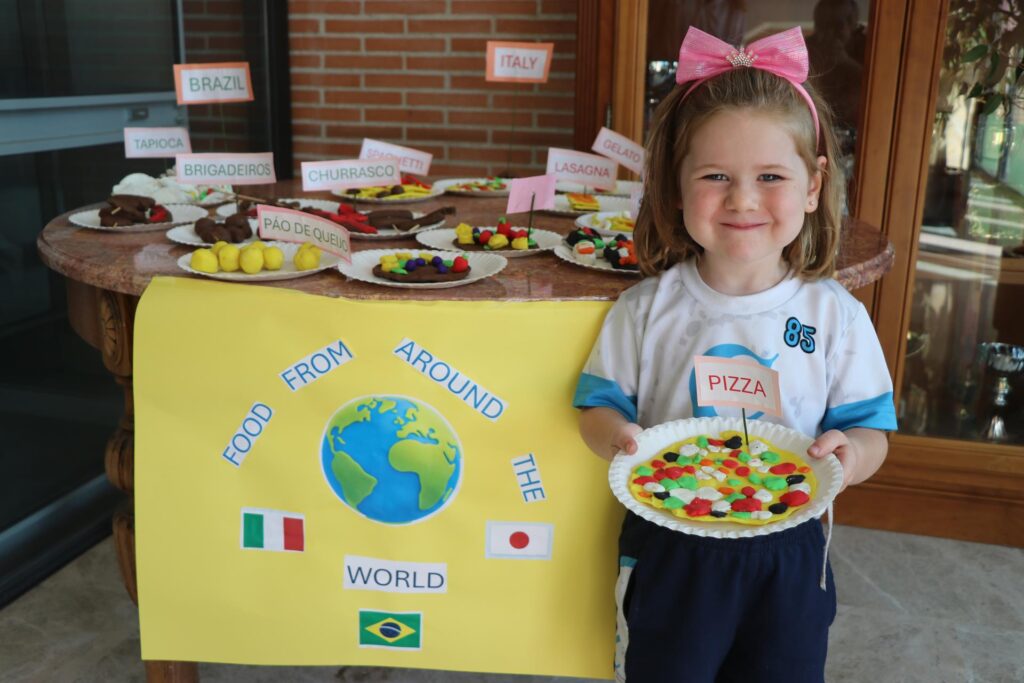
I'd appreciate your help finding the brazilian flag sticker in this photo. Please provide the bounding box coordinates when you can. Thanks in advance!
[358,609,422,650]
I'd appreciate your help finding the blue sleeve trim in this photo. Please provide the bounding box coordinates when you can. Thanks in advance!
[821,392,898,432]
[573,372,638,423]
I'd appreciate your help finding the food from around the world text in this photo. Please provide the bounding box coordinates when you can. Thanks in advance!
[628,432,816,526]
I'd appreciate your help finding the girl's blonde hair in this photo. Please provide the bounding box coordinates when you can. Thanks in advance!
[634,67,844,279]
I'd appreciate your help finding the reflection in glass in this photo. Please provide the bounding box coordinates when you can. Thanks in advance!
[900,0,1024,443]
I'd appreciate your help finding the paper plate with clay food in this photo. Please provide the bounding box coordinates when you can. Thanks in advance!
[177,242,342,282]
[433,177,511,197]
[331,176,444,204]
[574,210,635,236]
[70,201,208,233]
[215,198,339,218]
[608,417,843,538]
[555,180,641,197]
[415,222,561,257]
[545,193,633,216]
[338,249,507,290]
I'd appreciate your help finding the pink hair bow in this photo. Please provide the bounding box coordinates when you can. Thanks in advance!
[675,26,820,140]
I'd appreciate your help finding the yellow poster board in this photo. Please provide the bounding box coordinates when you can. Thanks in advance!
[134,276,620,679]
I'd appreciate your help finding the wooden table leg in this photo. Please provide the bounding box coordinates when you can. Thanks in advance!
[94,288,199,683]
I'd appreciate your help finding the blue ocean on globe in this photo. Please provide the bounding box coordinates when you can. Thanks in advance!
[320,396,462,524]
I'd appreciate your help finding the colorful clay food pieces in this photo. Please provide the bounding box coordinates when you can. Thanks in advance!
[449,177,508,192]
[566,227,638,270]
[344,174,434,200]
[628,433,816,526]
[372,251,470,283]
[566,193,600,212]
[189,241,319,275]
[99,194,171,227]
[453,217,536,251]
[193,214,253,244]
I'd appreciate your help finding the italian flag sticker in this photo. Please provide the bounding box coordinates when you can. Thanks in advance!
[240,508,304,552]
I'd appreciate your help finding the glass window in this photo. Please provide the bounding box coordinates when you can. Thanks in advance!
[899,0,1024,444]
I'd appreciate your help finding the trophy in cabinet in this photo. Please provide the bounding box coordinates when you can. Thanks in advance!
[979,342,1024,442]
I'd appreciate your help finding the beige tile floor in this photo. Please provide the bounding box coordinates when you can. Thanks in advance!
[1,525,1022,683]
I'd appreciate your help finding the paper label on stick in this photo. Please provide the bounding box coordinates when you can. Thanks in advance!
[693,356,782,417]
[175,153,275,185]
[256,205,352,263]
[591,127,645,175]
[124,127,191,158]
[300,159,401,192]
[506,175,556,213]
[545,148,617,191]
[359,138,432,175]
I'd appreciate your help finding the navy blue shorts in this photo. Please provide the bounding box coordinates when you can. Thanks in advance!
[614,512,836,683]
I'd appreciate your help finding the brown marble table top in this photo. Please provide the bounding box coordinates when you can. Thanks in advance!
[37,179,894,301]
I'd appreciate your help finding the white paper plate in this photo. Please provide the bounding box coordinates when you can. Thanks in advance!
[556,180,641,197]
[166,219,259,247]
[349,211,448,241]
[608,417,843,538]
[330,185,445,204]
[433,177,511,197]
[338,249,507,289]
[553,243,641,276]
[414,227,561,257]
[70,203,208,232]
[574,210,635,236]
[215,198,340,218]
[176,241,342,281]
[544,194,633,216]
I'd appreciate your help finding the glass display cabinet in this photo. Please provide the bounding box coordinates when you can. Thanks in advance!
[576,0,1024,545]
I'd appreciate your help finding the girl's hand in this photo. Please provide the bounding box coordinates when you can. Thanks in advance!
[614,422,644,457]
[807,429,860,493]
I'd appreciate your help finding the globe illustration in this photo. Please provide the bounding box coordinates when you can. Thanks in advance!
[320,395,462,524]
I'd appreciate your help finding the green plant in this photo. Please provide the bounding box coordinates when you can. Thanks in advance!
[942,0,1023,114]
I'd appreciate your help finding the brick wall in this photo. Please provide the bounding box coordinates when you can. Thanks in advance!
[287,0,578,179]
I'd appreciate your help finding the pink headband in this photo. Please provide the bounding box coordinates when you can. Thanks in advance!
[675,26,820,144]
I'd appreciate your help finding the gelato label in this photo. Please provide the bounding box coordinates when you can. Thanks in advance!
[360,138,432,175]
[175,152,275,185]
[301,158,401,191]
[174,62,253,104]
[124,127,192,158]
[591,127,645,175]
[257,205,352,262]
[546,147,618,190]
[486,41,554,83]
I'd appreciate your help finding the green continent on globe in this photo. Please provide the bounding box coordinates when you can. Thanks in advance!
[389,406,458,511]
[326,399,378,506]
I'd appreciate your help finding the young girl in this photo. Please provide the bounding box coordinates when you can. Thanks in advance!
[575,27,897,683]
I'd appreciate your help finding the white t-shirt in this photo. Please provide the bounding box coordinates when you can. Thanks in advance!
[574,260,897,436]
